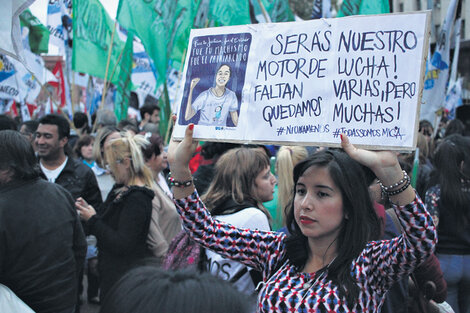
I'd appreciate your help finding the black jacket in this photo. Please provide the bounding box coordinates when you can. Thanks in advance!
[87,185,154,299]
[0,178,87,313]
[40,157,103,209]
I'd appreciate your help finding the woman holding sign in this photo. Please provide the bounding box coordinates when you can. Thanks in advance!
[184,64,239,127]
[168,120,436,312]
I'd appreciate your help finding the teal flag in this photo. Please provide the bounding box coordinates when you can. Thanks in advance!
[209,0,251,26]
[114,33,134,121]
[117,0,180,88]
[358,0,390,15]
[252,0,295,22]
[20,9,50,54]
[72,0,125,84]
[337,0,389,17]
[170,0,202,64]
[159,83,172,142]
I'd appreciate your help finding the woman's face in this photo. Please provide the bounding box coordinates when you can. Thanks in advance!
[109,158,130,185]
[80,142,94,161]
[215,65,231,88]
[252,165,276,203]
[294,165,344,245]
[146,145,167,175]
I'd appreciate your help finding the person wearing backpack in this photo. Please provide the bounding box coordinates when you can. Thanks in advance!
[199,147,276,294]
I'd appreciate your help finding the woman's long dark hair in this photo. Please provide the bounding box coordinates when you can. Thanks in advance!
[428,134,470,227]
[285,150,380,308]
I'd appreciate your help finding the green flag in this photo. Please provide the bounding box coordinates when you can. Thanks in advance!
[160,83,172,143]
[209,0,251,26]
[20,9,50,54]
[114,33,134,121]
[252,0,295,22]
[72,0,125,84]
[170,0,202,65]
[337,0,389,17]
[117,0,180,88]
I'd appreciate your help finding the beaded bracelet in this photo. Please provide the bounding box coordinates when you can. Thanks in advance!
[378,170,409,192]
[168,176,193,188]
[385,175,411,196]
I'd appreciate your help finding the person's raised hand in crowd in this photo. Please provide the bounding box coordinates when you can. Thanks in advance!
[167,115,198,199]
[340,133,416,206]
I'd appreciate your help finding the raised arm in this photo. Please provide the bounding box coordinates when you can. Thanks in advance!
[184,78,200,121]
[340,134,415,206]
[341,134,437,288]
[167,119,285,271]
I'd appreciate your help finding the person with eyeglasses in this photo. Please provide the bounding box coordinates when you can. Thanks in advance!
[75,132,156,300]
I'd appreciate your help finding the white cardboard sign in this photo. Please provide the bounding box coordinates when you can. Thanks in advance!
[173,12,431,151]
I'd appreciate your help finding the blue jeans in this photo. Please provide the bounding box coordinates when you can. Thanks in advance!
[437,254,470,313]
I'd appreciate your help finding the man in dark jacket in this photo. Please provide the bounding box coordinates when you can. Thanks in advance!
[0,130,87,313]
[35,114,102,307]
[35,114,102,208]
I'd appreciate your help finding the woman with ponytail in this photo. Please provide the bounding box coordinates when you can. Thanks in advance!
[76,132,156,299]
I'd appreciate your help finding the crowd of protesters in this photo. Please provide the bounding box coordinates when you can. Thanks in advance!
[0,103,469,313]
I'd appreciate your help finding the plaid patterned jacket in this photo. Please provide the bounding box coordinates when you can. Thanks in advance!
[175,191,436,313]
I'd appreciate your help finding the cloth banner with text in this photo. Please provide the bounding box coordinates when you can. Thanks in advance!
[173,12,431,151]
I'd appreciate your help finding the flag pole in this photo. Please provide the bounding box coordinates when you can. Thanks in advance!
[71,70,76,114]
[92,20,117,133]
[41,83,79,133]
[103,42,127,92]
[256,0,271,23]
[164,49,187,144]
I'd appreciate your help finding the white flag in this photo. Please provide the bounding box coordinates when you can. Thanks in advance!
[449,18,461,85]
[0,54,25,101]
[420,0,459,126]
[0,53,41,103]
[132,40,158,107]
[445,78,463,120]
[23,49,45,84]
[46,0,72,48]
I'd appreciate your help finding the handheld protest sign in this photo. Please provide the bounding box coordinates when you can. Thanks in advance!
[173,11,431,151]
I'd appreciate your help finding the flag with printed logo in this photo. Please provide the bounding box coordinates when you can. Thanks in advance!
[20,8,50,54]
[0,0,34,61]
[132,40,158,106]
[47,0,72,48]
[0,53,39,102]
[420,0,459,125]
[445,78,463,120]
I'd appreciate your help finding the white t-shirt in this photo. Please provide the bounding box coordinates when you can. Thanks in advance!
[192,88,238,126]
[205,207,270,295]
[40,157,68,183]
